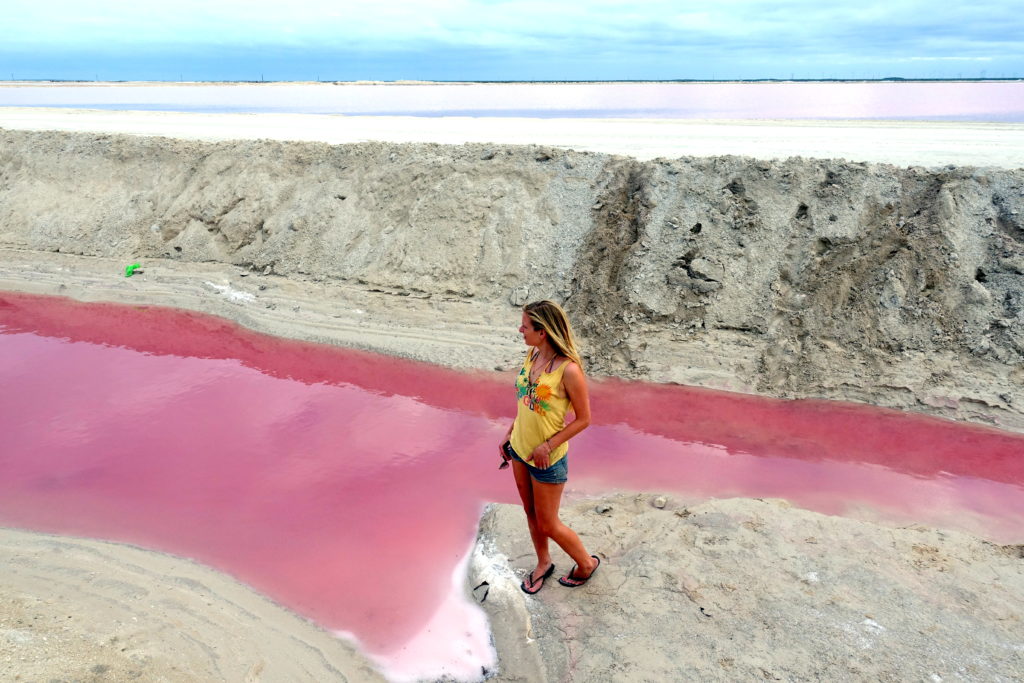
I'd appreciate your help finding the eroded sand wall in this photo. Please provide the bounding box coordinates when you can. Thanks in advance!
[1,129,1022,429]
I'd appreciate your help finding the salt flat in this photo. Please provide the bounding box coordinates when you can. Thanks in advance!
[1,106,1022,168]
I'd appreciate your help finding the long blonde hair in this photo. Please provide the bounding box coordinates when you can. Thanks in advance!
[523,300,584,372]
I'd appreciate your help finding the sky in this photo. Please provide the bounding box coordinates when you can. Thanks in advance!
[2,0,1022,81]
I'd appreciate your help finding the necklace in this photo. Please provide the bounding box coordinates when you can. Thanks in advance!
[529,349,555,384]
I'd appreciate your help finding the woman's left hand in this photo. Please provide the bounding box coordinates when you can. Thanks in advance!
[530,441,553,470]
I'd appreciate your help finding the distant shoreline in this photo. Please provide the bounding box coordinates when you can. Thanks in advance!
[2,107,1022,169]
[1,77,1022,87]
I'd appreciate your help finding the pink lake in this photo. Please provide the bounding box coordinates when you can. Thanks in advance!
[1,291,1023,680]
[2,82,1022,121]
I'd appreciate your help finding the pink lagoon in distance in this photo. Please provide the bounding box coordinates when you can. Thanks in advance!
[1,291,1023,680]
[1,81,1022,121]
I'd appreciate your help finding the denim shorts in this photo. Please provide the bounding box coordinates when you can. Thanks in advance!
[504,442,568,484]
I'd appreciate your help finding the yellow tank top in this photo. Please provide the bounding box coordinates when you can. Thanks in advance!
[510,349,572,467]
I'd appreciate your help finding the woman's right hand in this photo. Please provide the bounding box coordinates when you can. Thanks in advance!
[498,423,514,467]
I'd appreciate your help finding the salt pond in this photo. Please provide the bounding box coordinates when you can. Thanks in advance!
[1,291,1022,679]
[1,81,1022,121]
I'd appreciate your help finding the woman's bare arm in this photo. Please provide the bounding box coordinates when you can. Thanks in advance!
[529,362,591,466]
[549,362,591,448]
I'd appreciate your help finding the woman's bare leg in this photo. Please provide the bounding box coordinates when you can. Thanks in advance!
[512,460,553,585]
[531,480,598,579]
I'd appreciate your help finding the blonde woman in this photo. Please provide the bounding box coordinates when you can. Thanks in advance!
[499,300,600,594]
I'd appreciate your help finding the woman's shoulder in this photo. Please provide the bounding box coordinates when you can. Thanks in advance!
[557,358,588,385]
[552,356,580,375]
[561,358,583,375]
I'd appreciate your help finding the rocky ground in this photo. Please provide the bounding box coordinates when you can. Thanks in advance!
[470,493,1024,682]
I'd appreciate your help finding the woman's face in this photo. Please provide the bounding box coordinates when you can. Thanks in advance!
[519,312,545,347]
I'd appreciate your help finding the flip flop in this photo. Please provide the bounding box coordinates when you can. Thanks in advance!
[558,555,601,587]
[520,563,555,594]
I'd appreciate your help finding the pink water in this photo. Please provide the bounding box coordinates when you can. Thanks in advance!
[2,82,1022,121]
[2,292,1023,678]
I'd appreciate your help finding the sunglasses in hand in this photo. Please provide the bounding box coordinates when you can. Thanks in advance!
[499,441,514,469]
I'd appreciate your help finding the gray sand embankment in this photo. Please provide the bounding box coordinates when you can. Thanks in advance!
[1,126,1022,431]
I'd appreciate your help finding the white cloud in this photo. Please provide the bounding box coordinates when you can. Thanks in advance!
[905,56,995,62]
[0,0,824,49]
[3,0,1022,73]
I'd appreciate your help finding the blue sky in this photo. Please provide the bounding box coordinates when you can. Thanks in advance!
[3,0,1022,81]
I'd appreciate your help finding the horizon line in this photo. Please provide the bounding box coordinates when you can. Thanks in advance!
[3,77,1023,85]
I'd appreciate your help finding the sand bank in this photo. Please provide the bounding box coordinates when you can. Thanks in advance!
[0,527,384,681]
[2,107,1024,168]
[471,493,1024,681]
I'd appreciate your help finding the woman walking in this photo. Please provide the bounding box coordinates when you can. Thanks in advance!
[499,300,600,594]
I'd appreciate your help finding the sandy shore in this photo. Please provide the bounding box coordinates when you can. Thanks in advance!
[471,494,1024,681]
[0,527,384,681]
[2,107,1023,168]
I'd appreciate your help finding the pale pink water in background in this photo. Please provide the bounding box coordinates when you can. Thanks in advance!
[1,82,1022,121]
[2,292,1023,679]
